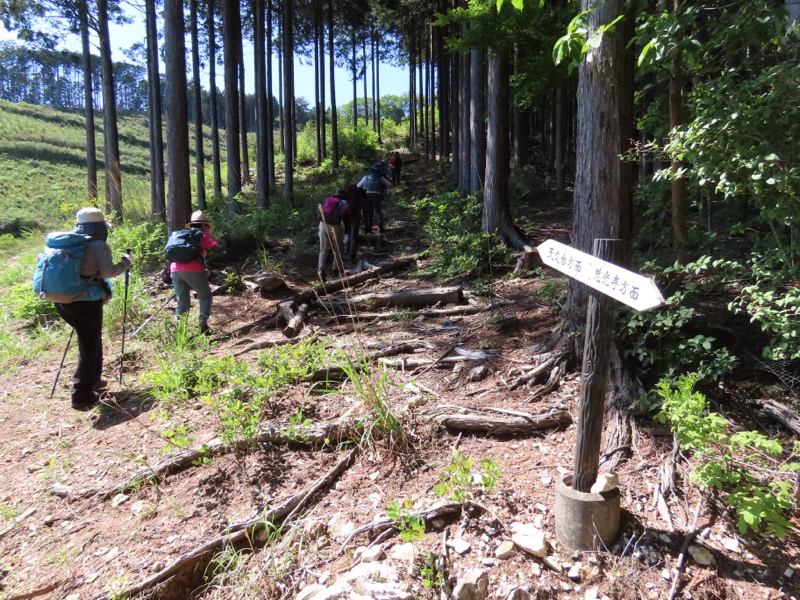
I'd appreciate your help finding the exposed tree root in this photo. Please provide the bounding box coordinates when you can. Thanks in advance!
[95,449,358,600]
[526,358,567,402]
[750,398,800,436]
[649,441,680,531]
[667,497,705,600]
[97,419,359,501]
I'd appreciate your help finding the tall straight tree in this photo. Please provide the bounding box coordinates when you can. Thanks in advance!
[469,46,486,193]
[163,0,191,233]
[327,0,339,168]
[565,0,635,334]
[482,51,528,249]
[145,0,164,217]
[96,0,122,218]
[266,0,275,188]
[207,0,222,197]
[238,31,252,187]
[221,0,241,213]
[254,0,270,207]
[189,0,206,209]
[282,0,294,198]
[78,0,97,200]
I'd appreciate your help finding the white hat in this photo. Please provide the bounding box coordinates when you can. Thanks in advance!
[185,210,215,230]
[76,207,106,224]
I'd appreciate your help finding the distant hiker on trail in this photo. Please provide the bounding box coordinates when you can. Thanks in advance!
[388,151,403,185]
[40,207,133,410]
[339,183,367,267]
[166,211,225,335]
[316,189,351,281]
[357,163,392,234]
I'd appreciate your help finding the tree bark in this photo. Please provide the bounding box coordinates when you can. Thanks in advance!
[190,0,206,210]
[96,0,121,218]
[483,52,529,251]
[145,0,165,217]
[163,0,191,234]
[565,0,635,339]
[469,47,486,194]
[267,0,276,188]
[282,0,294,199]
[328,0,339,168]
[238,34,252,187]
[458,34,471,195]
[255,0,270,208]
[221,0,241,214]
[207,0,222,198]
[78,0,97,201]
[669,0,688,262]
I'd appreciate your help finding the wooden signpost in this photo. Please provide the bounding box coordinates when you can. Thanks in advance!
[538,238,665,550]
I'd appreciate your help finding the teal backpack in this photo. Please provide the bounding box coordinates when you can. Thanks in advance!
[164,228,205,264]
[32,232,109,303]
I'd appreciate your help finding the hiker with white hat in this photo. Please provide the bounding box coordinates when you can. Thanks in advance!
[52,207,133,409]
[167,210,224,335]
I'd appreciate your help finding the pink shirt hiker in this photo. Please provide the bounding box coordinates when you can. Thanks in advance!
[170,230,218,273]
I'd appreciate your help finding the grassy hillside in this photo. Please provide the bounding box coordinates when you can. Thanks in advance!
[0,100,156,235]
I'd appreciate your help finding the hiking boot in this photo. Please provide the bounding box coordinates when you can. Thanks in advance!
[92,378,108,391]
[316,270,327,283]
[200,323,211,336]
[71,391,100,411]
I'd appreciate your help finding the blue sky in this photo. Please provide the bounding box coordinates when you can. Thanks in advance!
[0,7,409,109]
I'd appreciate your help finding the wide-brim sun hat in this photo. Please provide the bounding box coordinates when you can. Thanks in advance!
[76,207,107,224]
[186,210,215,230]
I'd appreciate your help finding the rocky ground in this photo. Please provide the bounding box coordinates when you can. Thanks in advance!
[1,167,799,600]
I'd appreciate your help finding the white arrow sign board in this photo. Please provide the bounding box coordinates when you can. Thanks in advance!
[537,239,665,312]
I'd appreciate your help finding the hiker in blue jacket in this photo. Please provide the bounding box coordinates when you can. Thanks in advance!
[357,163,392,234]
[53,207,132,410]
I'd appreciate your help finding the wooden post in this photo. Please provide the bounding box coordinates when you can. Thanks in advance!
[571,239,619,492]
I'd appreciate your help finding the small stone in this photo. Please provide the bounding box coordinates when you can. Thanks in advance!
[296,584,325,600]
[661,569,672,581]
[130,501,150,516]
[534,503,548,513]
[50,483,72,497]
[369,471,380,481]
[361,544,384,562]
[688,545,715,566]
[543,556,562,572]
[511,527,548,558]
[784,567,794,579]
[590,472,619,494]
[43,515,55,526]
[540,476,553,485]
[567,563,581,581]
[481,557,495,567]
[644,582,655,589]
[700,527,712,539]
[111,493,129,507]
[531,563,542,577]
[452,568,488,600]
[505,588,533,600]
[389,542,415,562]
[659,533,672,544]
[25,462,41,472]
[584,589,599,600]
[303,519,327,541]
[152,561,165,572]
[721,537,741,553]
[447,538,472,555]
[495,539,515,560]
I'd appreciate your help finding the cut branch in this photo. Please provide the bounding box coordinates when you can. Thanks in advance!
[433,408,571,434]
[97,449,358,600]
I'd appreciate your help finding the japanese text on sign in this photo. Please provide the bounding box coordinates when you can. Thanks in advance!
[537,239,665,312]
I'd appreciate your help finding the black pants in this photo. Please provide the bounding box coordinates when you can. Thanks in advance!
[55,299,103,402]
[343,216,360,265]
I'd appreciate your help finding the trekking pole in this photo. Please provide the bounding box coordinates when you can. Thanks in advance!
[119,249,131,385]
[130,293,175,339]
[50,328,74,399]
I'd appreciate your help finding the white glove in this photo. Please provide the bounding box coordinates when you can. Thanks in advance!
[122,253,134,268]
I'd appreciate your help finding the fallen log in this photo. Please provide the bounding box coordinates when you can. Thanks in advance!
[295,256,416,304]
[97,449,358,600]
[346,286,463,309]
[378,356,478,371]
[283,302,310,338]
[751,398,800,436]
[433,408,571,434]
[308,340,436,381]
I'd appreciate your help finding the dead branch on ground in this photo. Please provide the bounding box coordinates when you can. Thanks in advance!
[430,406,571,434]
[97,449,358,600]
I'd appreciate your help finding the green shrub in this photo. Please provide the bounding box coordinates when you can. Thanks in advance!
[411,191,512,278]
[655,375,797,538]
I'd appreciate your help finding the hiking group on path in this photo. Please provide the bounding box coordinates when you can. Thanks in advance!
[36,154,406,409]
[317,157,397,281]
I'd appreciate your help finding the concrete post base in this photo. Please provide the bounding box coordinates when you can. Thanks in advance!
[555,475,621,551]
